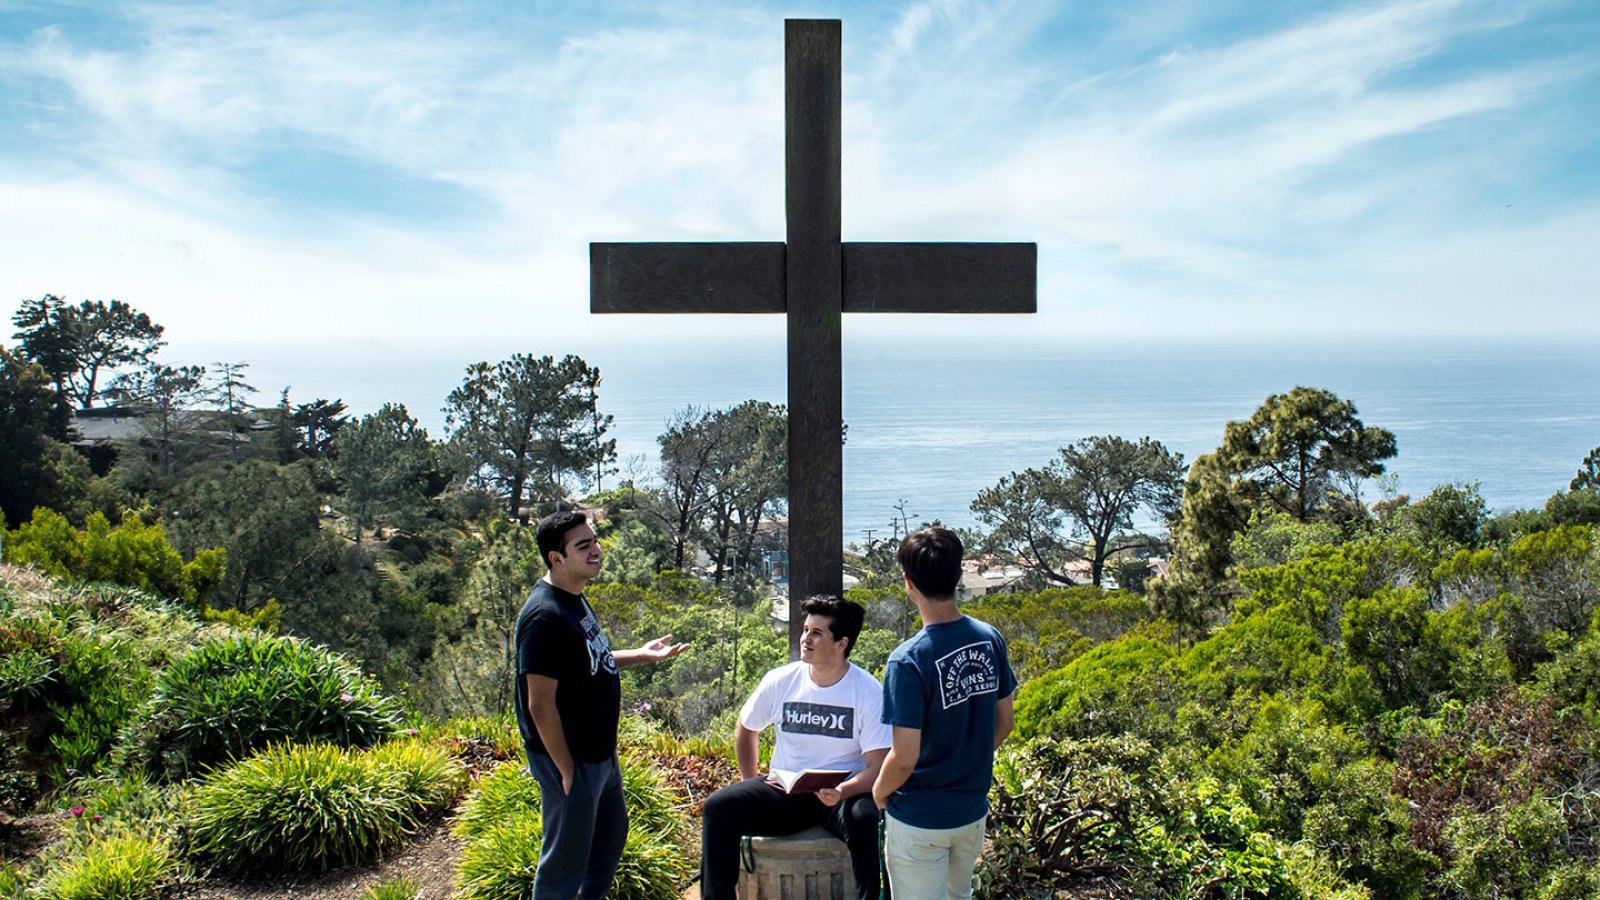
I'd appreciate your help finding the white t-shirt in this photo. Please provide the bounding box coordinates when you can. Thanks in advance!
[739,660,893,775]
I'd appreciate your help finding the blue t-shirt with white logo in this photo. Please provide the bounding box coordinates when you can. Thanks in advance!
[881,615,1016,829]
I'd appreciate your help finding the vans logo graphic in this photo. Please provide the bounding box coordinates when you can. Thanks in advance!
[935,642,999,710]
[782,702,853,738]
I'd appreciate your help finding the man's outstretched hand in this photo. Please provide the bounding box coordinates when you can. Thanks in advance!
[616,634,691,667]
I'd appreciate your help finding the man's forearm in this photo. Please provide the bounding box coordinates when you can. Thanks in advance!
[735,725,760,780]
[530,701,575,776]
[839,749,887,799]
[872,748,914,807]
[612,648,651,668]
[994,696,1015,750]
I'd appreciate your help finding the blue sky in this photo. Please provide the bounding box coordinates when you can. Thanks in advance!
[2,0,1597,348]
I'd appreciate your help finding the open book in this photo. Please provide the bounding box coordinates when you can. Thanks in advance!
[767,767,850,794]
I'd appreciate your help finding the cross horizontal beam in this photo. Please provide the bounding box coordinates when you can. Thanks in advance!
[591,241,1036,315]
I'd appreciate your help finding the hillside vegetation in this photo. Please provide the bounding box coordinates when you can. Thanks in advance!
[6,302,1600,897]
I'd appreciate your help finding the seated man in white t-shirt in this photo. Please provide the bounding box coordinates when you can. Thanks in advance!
[700,595,891,900]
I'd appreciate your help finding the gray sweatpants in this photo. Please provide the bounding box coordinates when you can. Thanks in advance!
[526,752,628,900]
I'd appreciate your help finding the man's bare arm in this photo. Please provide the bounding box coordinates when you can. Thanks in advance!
[613,634,690,668]
[995,694,1015,750]
[872,726,920,810]
[526,674,575,794]
[734,722,761,781]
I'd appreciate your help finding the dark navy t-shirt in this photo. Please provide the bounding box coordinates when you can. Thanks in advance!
[513,580,621,763]
[881,615,1016,829]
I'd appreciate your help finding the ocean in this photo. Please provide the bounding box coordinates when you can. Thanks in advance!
[183,336,1600,544]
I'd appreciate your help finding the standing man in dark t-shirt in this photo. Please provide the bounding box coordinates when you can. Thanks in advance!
[874,527,1015,900]
[515,510,688,900]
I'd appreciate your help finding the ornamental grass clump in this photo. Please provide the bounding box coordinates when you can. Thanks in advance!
[364,737,470,810]
[117,632,402,780]
[362,875,419,900]
[451,754,691,900]
[187,740,462,874]
[32,833,178,900]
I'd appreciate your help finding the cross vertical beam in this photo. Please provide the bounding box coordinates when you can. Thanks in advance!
[589,18,1036,661]
[785,20,843,654]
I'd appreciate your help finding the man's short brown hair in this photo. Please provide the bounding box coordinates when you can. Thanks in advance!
[897,527,963,600]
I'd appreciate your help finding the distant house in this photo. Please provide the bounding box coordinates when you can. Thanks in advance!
[69,406,275,474]
[70,407,146,473]
[960,555,1026,599]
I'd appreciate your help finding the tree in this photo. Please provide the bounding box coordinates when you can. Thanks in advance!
[0,346,70,524]
[972,435,1185,588]
[208,361,257,463]
[163,460,332,614]
[292,398,349,459]
[332,403,438,541]
[106,362,209,481]
[1573,447,1600,493]
[649,401,787,583]
[10,295,166,408]
[1168,387,1396,588]
[655,405,725,569]
[703,400,787,585]
[443,353,616,520]
[1216,387,1397,523]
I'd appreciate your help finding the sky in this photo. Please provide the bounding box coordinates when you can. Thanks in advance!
[2,0,1598,353]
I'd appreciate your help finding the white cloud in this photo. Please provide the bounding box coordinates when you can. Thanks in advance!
[1,0,1596,345]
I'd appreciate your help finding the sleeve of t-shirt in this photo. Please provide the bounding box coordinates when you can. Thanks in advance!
[518,609,573,679]
[738,667,783,731]
[881,656,926,731]
[856,671,893,752]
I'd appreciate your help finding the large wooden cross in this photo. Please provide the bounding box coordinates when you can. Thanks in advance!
[592,19,1036,656]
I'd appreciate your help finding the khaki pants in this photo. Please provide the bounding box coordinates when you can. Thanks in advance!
[882,813,985,900]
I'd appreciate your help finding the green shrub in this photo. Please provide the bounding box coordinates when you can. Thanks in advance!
[1181,603,1328,707]
[963,586,1149,680]
[365,738,469,810]
[187,740,457,874]
[0,602,156,782]
[452,755,692,900]
[413,714,523,758]
[117,632,402,779]
[1202,699,1427,898]
[1531,623,1600,726]
[980,735,1157,898]
[1013,632,1181,741]
[32,833,177,900]
[453,816,690,900]
[452,759,542,841]
[1442,799,1569,899]
[0,610,65,704]
[606,826,695,900]
[453,817,542,900]
[47,631,153,781]
[0,644,55,704]
[1395,693,1599,896]
[0,860,26,900]
[2,508,223,605]
[362,875,419,900]
[981,735,1360,900]
[61,771,179,832]
[1537,861,1600,900]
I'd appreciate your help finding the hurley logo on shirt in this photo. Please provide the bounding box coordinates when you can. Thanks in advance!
[935,641,999,710]
[782,702,853,738]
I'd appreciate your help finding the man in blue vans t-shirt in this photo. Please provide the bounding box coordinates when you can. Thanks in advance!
[873,527,1016,900]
